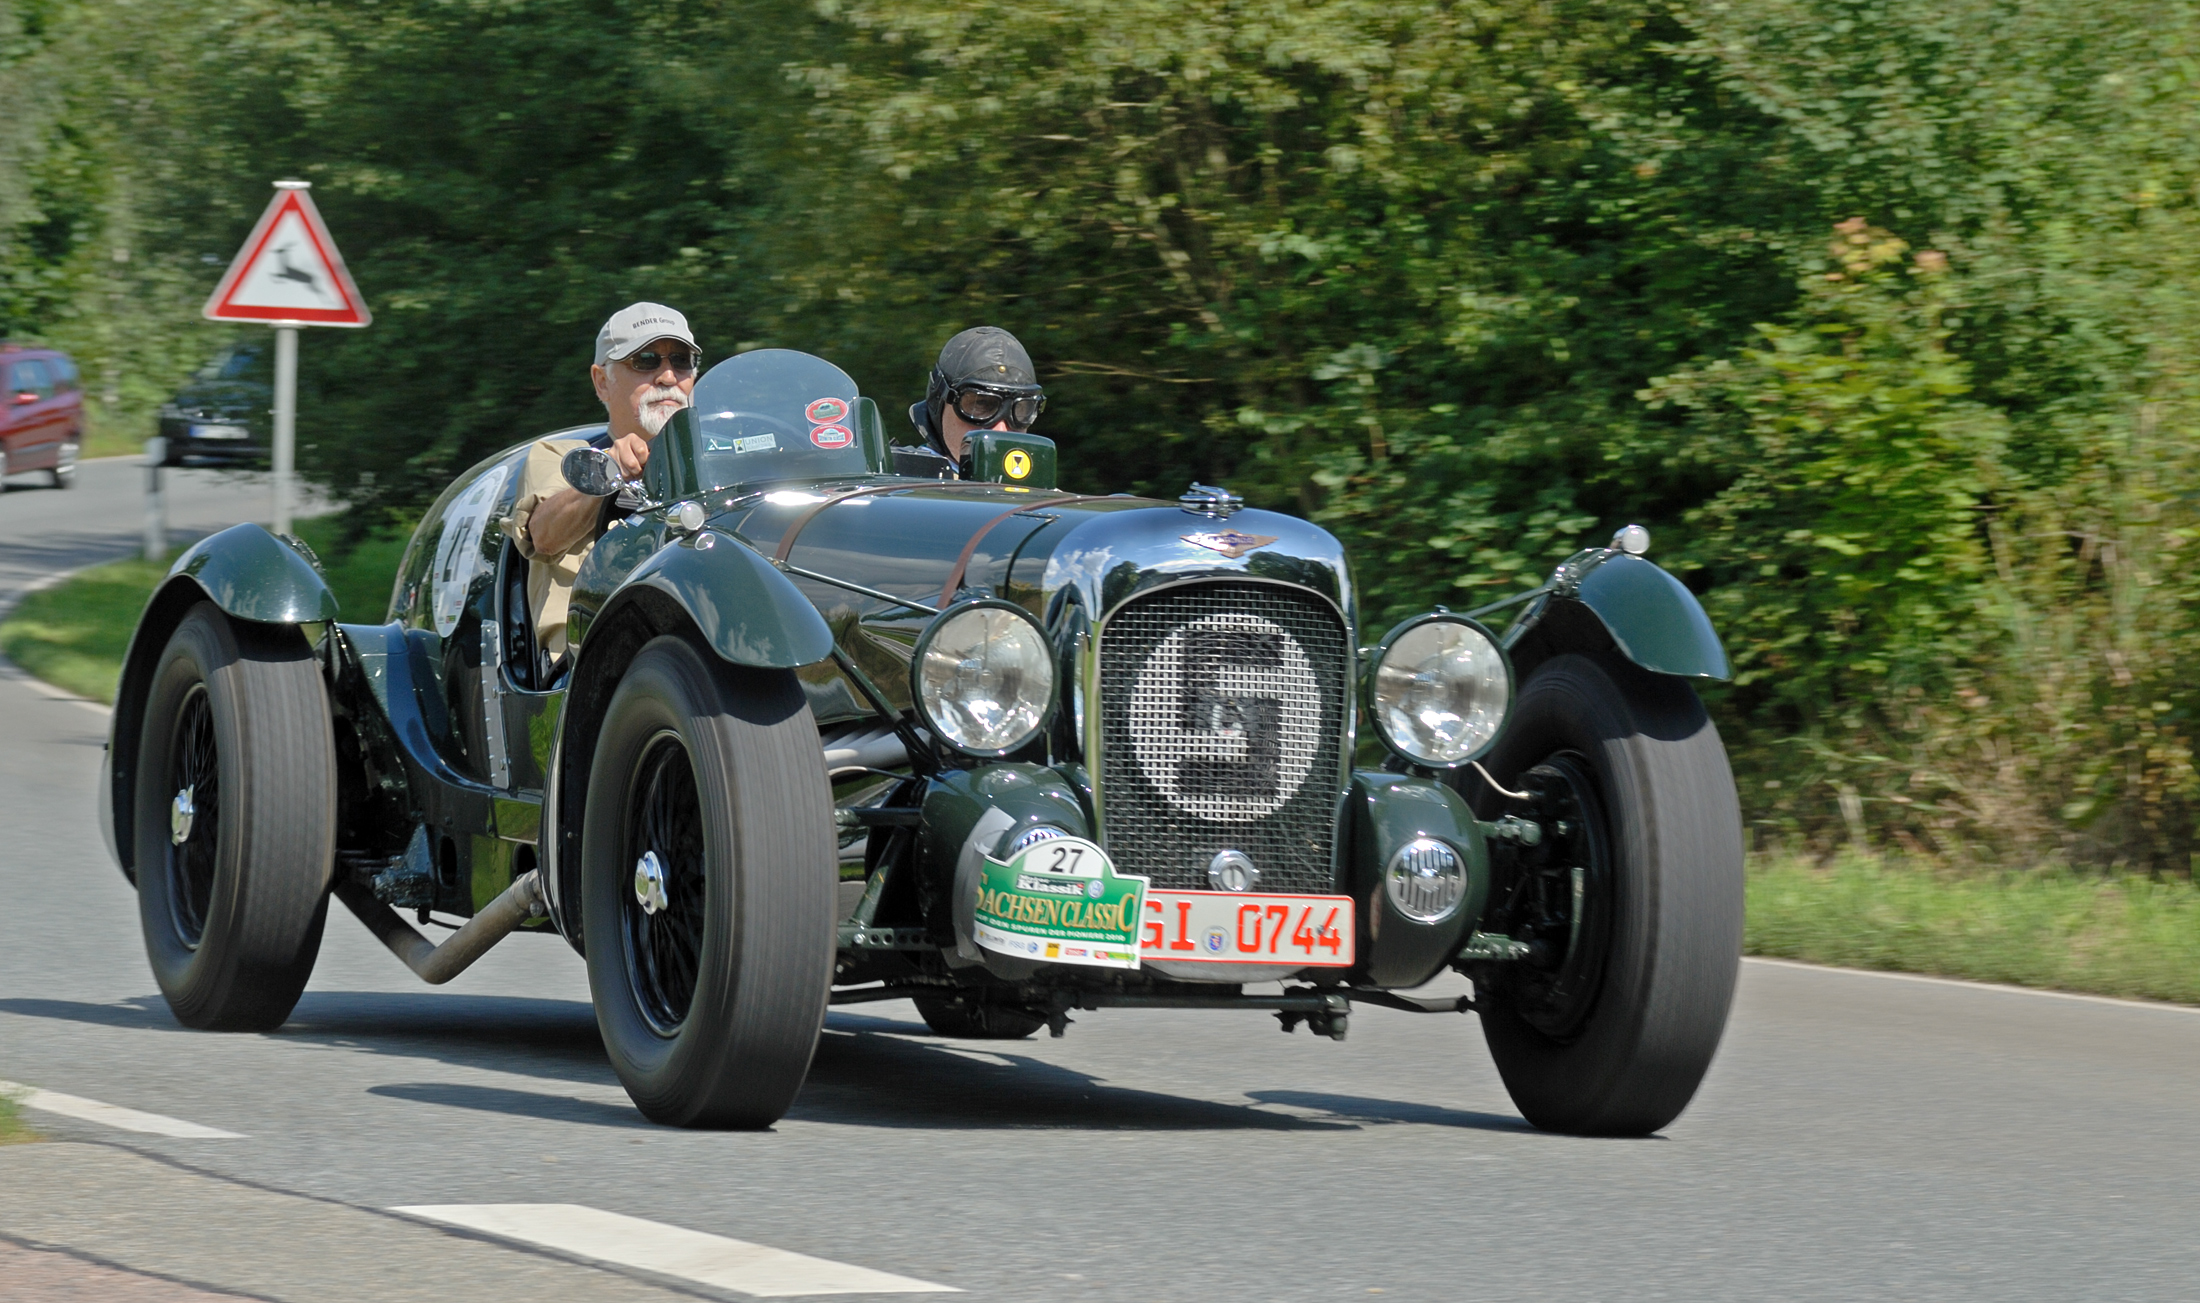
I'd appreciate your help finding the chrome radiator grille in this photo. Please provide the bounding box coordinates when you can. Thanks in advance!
[1096,582,1350,893]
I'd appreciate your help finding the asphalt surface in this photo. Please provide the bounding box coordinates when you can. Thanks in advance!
[3,459,2199,1301]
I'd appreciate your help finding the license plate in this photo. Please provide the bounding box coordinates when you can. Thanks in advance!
[1139,890,1355,967]
[189,423,250,440]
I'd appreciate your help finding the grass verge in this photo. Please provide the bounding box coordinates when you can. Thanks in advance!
[0,515,406,704]
[0,1094,37,1144]
[1748,854,2200,1005]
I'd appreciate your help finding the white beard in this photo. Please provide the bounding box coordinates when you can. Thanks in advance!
[635,384,688,436]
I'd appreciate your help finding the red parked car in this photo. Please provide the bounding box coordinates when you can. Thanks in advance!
[0,343,83,490]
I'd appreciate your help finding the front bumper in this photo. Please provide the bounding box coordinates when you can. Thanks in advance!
[913,763,1489,990]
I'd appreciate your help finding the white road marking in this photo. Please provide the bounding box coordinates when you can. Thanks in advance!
[0,1080,243,1138]
[393,1204,959,1296]
[1744,956,2200,1014]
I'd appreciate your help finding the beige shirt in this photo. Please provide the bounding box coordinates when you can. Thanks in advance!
[501,435,595,656]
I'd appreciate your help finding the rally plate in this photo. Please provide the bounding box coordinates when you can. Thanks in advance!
[1139,890,1355,967]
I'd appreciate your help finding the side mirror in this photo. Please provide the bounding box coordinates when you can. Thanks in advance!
[560,446,623,497]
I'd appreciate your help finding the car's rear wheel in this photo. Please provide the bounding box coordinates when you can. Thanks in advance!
[134,603,334,1030]
[49,437,77,489]
[1471,652,1743,1137]
[914,995,1046,1040]
[582,634,836,1128]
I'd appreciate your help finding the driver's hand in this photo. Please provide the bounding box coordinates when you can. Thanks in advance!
[607,432,650,481]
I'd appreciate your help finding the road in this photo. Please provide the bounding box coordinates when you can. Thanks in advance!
[2,460,2198,1302]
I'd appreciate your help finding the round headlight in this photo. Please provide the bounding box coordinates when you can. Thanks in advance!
[1368,615,1511,766]
[911,600,1055,757]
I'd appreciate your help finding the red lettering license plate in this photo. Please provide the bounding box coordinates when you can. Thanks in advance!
[1138,891,1355,967]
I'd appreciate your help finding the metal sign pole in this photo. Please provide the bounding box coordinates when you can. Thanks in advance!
[272,324,298,535]
[143,437,167,562]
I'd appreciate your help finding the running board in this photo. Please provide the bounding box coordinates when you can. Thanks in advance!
[335,869,547,985]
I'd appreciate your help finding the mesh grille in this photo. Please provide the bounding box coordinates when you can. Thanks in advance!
[1097,582,1350,893]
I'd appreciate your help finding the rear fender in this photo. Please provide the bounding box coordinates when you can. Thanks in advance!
[104,525,339,883]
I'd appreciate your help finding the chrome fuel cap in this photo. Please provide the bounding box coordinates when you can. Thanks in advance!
[1207,849,1260,892]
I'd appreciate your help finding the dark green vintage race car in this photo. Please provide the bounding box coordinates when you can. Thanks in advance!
[100,347,1743,1135]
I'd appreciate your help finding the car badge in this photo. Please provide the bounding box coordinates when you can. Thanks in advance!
[1181,530,1277,560]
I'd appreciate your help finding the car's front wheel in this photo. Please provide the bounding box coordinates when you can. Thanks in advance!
[49,437,77,489]
[581,634,836,1128]
[1470,652,1743,1137]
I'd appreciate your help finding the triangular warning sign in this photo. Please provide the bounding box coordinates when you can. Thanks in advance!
[203,185,372,327]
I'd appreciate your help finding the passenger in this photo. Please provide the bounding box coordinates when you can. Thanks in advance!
[908,326,1047,470]
[504,302,701,658]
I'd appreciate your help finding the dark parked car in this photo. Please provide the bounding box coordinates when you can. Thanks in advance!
[0,343,83,489]
[156,344,270,466]
[102,347,1744,1136]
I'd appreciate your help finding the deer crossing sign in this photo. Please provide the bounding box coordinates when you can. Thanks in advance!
[202,182,372,327]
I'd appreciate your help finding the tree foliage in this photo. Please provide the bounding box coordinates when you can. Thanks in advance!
[7,0,2200,867]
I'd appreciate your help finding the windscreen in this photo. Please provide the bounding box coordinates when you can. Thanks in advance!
[689,348,876,491]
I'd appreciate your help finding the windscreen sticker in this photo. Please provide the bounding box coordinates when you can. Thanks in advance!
[430,464,509,637]
[805,396,850,425]
[809,423,853,450]
[973,836,1147,970]
[706,432,777,455]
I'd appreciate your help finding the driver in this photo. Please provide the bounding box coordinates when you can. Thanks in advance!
[908,326,1047,470]
[504,302,701,657]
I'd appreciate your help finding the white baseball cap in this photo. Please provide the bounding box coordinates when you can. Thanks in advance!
[594,302,699,365]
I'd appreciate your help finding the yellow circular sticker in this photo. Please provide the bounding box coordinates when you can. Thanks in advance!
[1004,448,1032,480]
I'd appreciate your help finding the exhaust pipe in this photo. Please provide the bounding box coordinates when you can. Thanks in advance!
[335,869,547,985]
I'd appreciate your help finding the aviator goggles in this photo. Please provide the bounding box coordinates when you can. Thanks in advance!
[947,383,1045,431]
[620,348,701,377]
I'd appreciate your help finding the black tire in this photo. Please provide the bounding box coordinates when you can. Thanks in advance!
[134,603,334,1031]
[49,437,77,489]
[582,634,836,1128]
[913,995,1046,1040]
[1473,652,1743,1137]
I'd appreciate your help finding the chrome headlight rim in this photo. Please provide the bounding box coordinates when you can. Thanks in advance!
[908,597,1057,760]
[1364,612,1514,768]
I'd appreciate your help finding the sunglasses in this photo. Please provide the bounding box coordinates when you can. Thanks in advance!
[949,383,1045,430]
[622,349,701,377]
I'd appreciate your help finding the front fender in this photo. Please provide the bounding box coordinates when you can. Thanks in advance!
[1567,554,1728,680]
[168,522,340,624]
[590,531,834,669]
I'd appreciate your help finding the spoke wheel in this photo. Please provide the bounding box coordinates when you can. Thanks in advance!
[164,686,221,948]
[623,733,708,1035]
[581,634,836,1128]
[134,602,334,1031]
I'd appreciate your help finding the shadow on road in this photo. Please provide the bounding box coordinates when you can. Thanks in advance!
[366,1081,651,1129]
[1244,1089,1531,1132]
[0,995,1524,1136]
